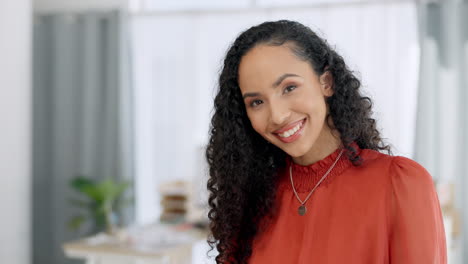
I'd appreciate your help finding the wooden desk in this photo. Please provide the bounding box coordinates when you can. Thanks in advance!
[63,223,207,264]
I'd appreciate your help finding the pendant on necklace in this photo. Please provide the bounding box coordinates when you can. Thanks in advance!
[298,205,307,216]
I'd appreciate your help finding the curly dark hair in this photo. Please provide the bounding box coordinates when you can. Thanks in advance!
[205,20,391,264]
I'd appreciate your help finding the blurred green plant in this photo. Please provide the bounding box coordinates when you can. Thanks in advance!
[67,176,132,234]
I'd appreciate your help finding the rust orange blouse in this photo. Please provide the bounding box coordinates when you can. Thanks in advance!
[249,145,447,264]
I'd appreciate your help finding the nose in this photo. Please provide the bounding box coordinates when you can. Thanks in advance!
[269,100,291,126]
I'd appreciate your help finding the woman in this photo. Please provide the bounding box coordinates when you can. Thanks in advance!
[206,20,446,264]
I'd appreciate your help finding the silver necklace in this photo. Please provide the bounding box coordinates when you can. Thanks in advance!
[289,149,344,216]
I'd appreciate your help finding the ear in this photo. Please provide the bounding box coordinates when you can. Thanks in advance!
[319,71,334,97]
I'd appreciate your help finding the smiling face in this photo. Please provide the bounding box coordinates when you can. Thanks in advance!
[238,43,340,164]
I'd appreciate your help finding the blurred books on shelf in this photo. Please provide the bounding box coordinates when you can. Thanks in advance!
[159,181,189,223]
[158,178,209,228]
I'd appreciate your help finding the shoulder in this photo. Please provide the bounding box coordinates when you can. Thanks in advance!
[390,155,431,177]
[358,149,434,186]
[388,155,435,193]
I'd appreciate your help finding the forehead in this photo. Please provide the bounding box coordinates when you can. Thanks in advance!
[238,44,313,91]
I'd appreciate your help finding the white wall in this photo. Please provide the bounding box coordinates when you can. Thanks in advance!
[0,0,32,264]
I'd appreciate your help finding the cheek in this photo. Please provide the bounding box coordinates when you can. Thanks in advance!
[247,112,267,134]
[296,94,326,116]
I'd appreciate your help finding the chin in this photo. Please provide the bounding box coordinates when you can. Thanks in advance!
[282,144,310,158]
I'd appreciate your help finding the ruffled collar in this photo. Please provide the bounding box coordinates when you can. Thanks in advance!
[277,142,360,193]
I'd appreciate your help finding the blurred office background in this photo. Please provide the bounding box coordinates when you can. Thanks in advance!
[1,0,467,263]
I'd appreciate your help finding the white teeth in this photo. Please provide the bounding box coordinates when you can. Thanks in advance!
[278,121,303,138]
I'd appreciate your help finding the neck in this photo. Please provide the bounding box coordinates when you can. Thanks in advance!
[292,126,342,166]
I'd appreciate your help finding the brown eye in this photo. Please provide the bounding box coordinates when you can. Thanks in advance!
[284,85,297,94]
[250,99,263,107]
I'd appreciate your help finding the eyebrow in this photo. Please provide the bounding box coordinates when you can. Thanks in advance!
[242,73,300,99]
[272,73,300,87]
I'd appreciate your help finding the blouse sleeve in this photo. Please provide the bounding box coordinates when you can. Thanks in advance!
[389,156,447,264]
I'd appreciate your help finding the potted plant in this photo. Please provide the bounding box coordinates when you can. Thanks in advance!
[67,176,132,235]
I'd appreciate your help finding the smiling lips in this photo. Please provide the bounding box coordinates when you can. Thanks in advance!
[273,118,306,143]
